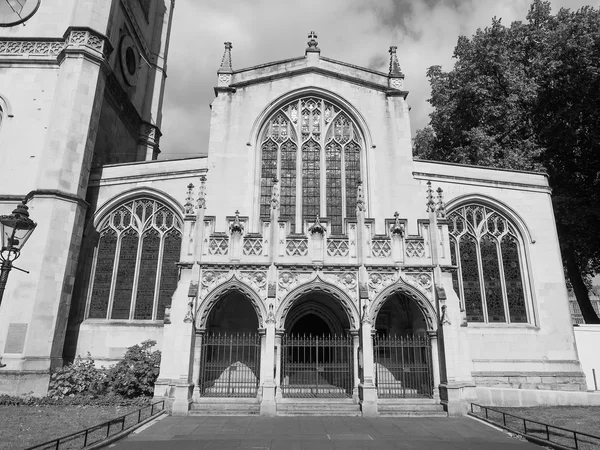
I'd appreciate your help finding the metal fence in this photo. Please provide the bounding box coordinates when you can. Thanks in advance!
[470,403,600,450]
[24,400,165,450]
[373,334,433,398]
[281,334,354,398]
[199,332,261,397]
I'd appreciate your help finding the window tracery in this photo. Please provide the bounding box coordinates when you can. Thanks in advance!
[259,97,363,234]
[88,198,183,321]
[448,204,529,324]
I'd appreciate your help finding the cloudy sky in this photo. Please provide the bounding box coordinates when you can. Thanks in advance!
[158,0,599,160]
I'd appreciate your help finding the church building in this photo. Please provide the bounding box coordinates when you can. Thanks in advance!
[0,0,588,416]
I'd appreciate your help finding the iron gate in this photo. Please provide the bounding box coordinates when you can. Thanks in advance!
[199,332,261,397]
[281,334,354,398]
[373,334,433,398]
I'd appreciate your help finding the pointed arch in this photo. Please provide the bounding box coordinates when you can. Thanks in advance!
[369,281,439,332]
[445,195,536,325]
[196,276,267,330]
[276,276,360,331]
[252,89,371,233]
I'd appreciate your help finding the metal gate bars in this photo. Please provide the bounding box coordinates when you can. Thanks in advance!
[281,334,354,398]
[373,334,433,398]
[199,332,261,397]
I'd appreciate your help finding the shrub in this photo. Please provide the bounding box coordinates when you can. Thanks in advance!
[47,354,106,399]
[106,340,161,398]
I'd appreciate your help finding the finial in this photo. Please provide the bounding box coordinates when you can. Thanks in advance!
[230,209,244,234]
[356,180,365,212]
[218,42,233,74]
[184,183,195,215]
[389,46,402,76]
[426,181,436,213]
[436,187,446,219]
[271,177,280,210]
[308,215,326,235]
[390,211,404,236]
[197,176,207,210]
[306,31,320,53]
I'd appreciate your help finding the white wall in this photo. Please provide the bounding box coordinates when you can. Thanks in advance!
[574,325,600,391]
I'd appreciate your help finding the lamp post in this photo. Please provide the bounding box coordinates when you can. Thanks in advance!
[0,200,37,306]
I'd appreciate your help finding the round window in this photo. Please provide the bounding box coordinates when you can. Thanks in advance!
[119,35,139,86]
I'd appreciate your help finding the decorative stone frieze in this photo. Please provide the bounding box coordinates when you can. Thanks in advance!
[0,39,65,57]
[65,28,112,59]
[367,269,399,301]
[402,271,433,296]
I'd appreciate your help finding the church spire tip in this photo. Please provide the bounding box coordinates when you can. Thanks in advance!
[388,46,402,76]
[218,41,233,74]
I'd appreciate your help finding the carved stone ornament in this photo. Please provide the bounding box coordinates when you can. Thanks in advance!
[441,304,451,326]
[200,269,230,299]
[356,181,365,212]
[266,303,276,324]
[367,271,398,301]
[229,210,244,234]
[308,216,326,235]
[163,306,171,324]
[322,271,358,302]
[436,187,447,219]
[426,181,436,213]
[184,302,194,323]
[403,272,433,295]
[362,304,373,325]
[239,270,268,296]
[306,31,319,51]
[184,183,195,215]
[390,77,404,89]
[197,176,207,210]
[390,211,405,236]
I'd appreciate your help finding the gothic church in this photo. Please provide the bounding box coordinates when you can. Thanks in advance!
[0,0,588,416]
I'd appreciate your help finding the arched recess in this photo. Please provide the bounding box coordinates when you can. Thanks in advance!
[250,87,373,232]
[369,281,439,332]
[285,301,345,336]
[196,276,267,330]
[276,277,360,331]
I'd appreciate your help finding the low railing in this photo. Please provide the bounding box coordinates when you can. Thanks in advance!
[470,403,600,450]
[24,400,165,450]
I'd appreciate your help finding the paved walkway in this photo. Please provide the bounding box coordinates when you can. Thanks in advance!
[109,415,542,449]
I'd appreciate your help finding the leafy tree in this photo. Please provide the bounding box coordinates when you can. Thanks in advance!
[415,0,600,323]
[106,340,161,398]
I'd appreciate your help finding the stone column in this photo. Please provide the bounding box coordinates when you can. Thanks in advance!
[352,330,360,400]
[275,330,283,399]
[428,330,441,401]
[260,318,277,415]
[358,319,378,417]
[191,330,204,401]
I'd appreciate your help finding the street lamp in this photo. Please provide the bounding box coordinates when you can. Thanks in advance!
[0,200,37,306]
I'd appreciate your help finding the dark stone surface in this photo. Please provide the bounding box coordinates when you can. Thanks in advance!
[110,415,542,449]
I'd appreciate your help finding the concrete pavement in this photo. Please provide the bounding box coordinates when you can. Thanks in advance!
[108,415,542,449]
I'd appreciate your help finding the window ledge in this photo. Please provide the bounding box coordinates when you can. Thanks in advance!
[466,322,539,330]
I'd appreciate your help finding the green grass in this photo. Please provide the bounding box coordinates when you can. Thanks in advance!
[474,406,600,450]
[0,404,143,450]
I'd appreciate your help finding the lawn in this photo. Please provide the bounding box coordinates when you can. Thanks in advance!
[473,406,600,450]
[0,405,143,450]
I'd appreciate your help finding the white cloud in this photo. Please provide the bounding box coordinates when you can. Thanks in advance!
[159,0,600,159]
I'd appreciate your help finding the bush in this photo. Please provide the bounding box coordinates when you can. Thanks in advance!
[105,340,161,398]
[46,340,161,401]
[0,393,152,407]
[48,354,106,398]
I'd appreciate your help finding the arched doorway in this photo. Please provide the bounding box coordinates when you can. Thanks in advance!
[280,291,354,398]
[373,293,434,399]
[199,291,261,398]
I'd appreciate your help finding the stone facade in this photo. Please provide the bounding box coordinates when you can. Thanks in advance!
[0,6,591,415]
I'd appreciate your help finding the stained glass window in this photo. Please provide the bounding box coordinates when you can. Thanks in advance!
[448,204,529,324]
[326,142,342,234]
[302,139,321,223]
[259,140,277,219]
[259,97,363,234]
[87,198,183,321]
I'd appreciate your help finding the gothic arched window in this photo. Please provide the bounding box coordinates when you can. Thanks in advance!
[87,198,182,321]
[448,204,529,324]
[259,97,363,235]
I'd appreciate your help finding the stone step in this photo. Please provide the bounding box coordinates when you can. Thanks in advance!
[190,399,261,416]
[377,400,447,417]
[276,400,361,416]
